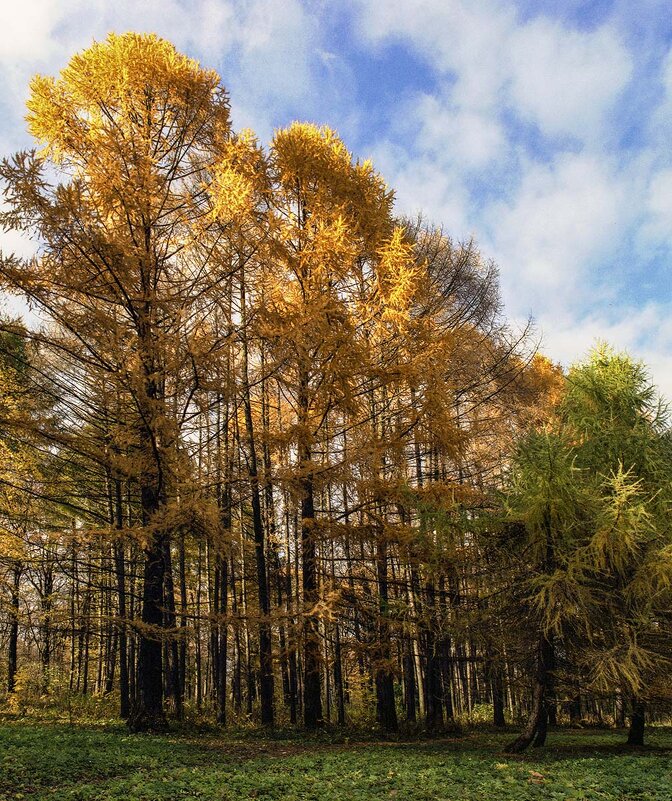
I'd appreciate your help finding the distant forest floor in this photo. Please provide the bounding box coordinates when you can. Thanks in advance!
[1,718,671,800]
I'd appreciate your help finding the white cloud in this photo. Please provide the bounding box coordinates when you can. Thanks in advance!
[414,94,507,169]
[349,0,672,397]
[228,0,317,139]
[508,19,632,140]
[0,0,59,63]
[486,153,630,306]
[642,167,672,246]
[353,0,632,141]
[539,303,672,400]
[366,140,471,234]
[354,0,514,112]
[0,1,321,151]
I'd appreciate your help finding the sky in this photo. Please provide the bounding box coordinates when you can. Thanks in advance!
[1,0,672,396]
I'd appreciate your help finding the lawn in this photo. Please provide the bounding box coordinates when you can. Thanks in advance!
[1,719,671,800]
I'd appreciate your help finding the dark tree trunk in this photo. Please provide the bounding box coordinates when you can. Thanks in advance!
[301,452,322,728]
[240,275,274,726]
[178,536,188,713]
[246,433,274,726]
[627,699,646,746]
[374,535,398,732]
[504,633,553,753]
[333,624,346,726]
[287,611,299,725]
[7,561,21,694]
[532,704,549,748]
[128,479,168,732]
[490,663,506,727]
[569,693,582,726]
[113,483,130,718]
[424,583,443,731]
[40,560,53,693]
[210,545,221,707]
[403,643,417,723]
[216,554,228,726]
[507,512,555,753]
[127,302,169,732]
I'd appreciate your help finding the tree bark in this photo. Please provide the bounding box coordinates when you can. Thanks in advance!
[7,561,21,694]
[240,273,274,725]
[627,699,646,746]
[504,632,553,753]
[128,492,168,732]
[113,540,130,719]
[301,449,322,728]
[374,535,398,732]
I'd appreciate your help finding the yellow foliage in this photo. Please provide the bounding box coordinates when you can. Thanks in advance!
[27,32,229,164]
[376,227,419,326]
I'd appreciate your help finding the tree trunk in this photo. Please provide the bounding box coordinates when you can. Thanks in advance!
[113,476,130,720]
[40,558,53,694]
[162,539,183,719]
[7,561,21,694]
[128,484,168,732]
[216,555,228,726]
[424,582,444,731]
[504,632,553,753]
[489,663,506,727]
[333,623,346,725]
[375,535,398,732]
[627,699,646,746]
[301,449,322,728]
[178,536,188,714]
[569,693,582,726]
[239,273,274,725]
[403,642,417,723]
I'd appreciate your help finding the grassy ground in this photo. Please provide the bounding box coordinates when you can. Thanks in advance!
[1,718,671,800]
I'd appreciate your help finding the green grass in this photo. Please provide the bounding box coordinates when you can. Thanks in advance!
[1,719,671,800]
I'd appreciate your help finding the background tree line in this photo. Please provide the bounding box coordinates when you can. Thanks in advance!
[0,33,670,751]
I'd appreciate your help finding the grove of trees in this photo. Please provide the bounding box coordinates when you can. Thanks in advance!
[1,33,670,751]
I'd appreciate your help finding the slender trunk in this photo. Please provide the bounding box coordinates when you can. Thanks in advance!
[403,642,417,723]
[163,539,182,719]
[7,561,21,694]
[299,368,322,728]
[301,451,322,728]
[113,477,130,719]
[178,536,188,711]
[569,693,582,726]
[424,582,443,731]
[128,300,169,732]
[627,699,646,746]
[333,623,346,725]
[375,535,398,732]
[195,542,203,711]
[240,273,274,725]
[504,632,553,753]
[40,560,53,694]
[129,478,168,732]
[490,664,506,727]
[216,555,228,725]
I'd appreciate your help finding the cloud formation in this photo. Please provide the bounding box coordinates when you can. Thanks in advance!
[1,1,671,396]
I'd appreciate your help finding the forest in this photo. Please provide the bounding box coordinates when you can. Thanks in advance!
[1,32,671,779]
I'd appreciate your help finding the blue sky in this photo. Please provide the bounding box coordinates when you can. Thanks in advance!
[1,0,672,395]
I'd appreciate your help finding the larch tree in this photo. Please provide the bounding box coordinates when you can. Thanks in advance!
[503,346,672,752]
[0,32,232,731]
[258,123,415,728]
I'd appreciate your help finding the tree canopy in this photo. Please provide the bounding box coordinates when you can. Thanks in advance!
[0,34,670,752]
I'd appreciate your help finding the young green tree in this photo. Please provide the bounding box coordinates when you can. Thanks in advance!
[503,346,672,752]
